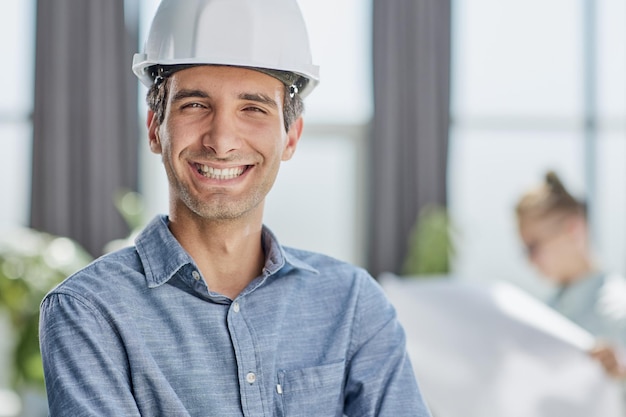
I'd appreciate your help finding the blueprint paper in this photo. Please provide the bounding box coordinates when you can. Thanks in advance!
[381,276,624,417]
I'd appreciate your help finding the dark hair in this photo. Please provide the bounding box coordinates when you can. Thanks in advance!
[146,66,304,132]
[515,171,586,221]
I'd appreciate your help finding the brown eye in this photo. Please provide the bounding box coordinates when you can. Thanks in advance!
[182,102,205,109]
[244,106,267,114]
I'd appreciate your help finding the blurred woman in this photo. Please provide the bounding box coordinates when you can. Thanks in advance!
[516,171,626,379]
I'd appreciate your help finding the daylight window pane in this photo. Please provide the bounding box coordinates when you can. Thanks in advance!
[452,0,584,120]
[0,123,32,233]
[1,0,35,116]
[265,133,363,265]
[297,0,373,124]
[597,0,626,121]
[595,130,626,274]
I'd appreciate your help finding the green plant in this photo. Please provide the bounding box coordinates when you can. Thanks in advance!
[401,204,454,276]
[114,189,146,232]
[103,190,147,253]
[0,229,92,389]
[0,190,146,392]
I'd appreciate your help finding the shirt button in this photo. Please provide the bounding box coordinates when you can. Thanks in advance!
[233,302,240,313]
[192,271,200,281]
[246,372,256,384]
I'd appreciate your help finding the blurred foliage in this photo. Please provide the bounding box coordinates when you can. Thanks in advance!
[402,204,454,276]
[104,190,147,253]
[114,189,146,231]
[0,190,145,391]
[0,229,92,390]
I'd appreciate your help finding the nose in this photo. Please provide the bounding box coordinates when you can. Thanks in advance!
[201,109,242,157]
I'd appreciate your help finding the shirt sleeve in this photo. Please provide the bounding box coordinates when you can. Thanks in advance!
[39,291,142,417]
[343,274,432,417]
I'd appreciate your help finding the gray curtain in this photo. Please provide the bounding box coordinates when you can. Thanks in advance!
[368,0,451,276]
[31,0,139,256]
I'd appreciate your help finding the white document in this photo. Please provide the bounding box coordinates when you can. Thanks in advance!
[381,276,624,417]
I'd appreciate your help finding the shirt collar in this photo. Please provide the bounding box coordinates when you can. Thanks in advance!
[134,215,318,289]
[261,224,319,275]
[134,215,194,288]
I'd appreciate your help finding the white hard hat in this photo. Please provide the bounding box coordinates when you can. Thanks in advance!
[132,0,320,98]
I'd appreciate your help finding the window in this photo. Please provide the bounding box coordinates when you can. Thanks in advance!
[0,0,35,234]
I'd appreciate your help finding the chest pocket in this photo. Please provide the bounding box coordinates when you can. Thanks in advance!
[276,360,345,417]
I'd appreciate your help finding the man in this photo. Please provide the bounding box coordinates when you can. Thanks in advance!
[39,0,432,415]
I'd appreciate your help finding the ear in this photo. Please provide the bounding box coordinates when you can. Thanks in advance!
[281,117,303,161]
[147,110,162,154]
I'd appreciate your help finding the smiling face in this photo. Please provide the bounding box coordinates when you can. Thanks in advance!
[147,65,303,224]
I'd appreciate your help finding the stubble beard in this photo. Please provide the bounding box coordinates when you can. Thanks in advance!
[177,182,267,222]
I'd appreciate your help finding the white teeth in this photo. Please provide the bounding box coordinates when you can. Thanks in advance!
[197,164,245,180]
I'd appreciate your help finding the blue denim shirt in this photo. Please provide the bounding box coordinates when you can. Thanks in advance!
[40,215,431,416]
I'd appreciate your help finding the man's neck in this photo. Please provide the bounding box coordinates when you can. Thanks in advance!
[168,213,266,300]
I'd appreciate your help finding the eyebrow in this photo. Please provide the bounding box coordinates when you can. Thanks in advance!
[238,93,279,110]
[171,89,209,103]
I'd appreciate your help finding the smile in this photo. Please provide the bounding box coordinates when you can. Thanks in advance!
[195,163,247,180]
